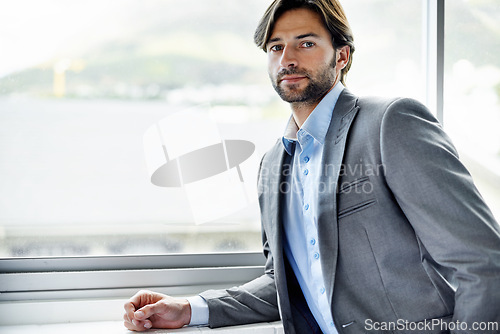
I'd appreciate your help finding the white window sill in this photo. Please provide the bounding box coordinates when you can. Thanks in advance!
[0,321,284,334]
[0,253,276,332]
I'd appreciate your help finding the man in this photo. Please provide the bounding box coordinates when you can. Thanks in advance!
[124,0,500,333]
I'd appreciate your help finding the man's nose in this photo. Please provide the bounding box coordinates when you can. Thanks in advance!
[279,46,297,68]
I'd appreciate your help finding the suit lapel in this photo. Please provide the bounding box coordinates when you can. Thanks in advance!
[267,144,289,256]
[264,142,295,328]
[318,89,359,302]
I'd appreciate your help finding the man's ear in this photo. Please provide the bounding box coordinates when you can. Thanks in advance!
[336,45,350,70]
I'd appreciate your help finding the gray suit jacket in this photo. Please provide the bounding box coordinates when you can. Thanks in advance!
[200,89,500,333]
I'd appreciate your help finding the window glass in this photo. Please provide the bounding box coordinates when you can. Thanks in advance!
[342,0,424,101]
[0,0,425,257]
[444,0,500,220]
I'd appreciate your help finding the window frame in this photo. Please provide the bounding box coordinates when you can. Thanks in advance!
[0,252,266,302]
[423,0,445,123]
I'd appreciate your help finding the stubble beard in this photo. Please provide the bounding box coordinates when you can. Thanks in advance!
[271,58,337,106]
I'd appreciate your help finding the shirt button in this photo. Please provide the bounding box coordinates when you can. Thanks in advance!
[310,238,316,245]
[313,252,320,259]
[320,287,325,294]
[304,204,309,211]
[303,169,309,175]
[330,321,335,327]
[303,156,310,163]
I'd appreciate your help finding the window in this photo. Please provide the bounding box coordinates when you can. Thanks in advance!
[342,0,424,101]
[0,0,436,259]
[444,0,500,218]
[0,0,280,257]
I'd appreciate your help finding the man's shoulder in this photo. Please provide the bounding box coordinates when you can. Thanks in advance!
[338,92,438,143]
[353,93,432,122]
[339,89,408,120]
[356,94,422,111]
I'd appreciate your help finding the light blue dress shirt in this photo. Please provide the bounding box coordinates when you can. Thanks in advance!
[187,83,344,331]
[281,82,343,334]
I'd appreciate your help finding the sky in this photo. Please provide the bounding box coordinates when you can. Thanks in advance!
[0,0,136,77]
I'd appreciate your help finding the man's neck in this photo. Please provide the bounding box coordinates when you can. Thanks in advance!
[290,82,337,128]
[290,100,320,129]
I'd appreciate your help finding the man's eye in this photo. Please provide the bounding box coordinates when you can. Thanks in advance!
[269,45,283,52]
[302,41,315,48]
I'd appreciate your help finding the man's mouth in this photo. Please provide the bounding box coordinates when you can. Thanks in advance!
[278,75,307,84]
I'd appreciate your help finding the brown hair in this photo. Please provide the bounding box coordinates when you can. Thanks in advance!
[254,0,355,84]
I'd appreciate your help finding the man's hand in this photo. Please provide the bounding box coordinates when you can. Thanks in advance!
[123,290,192,331]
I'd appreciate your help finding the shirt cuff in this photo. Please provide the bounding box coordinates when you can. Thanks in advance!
[186,295,209,326]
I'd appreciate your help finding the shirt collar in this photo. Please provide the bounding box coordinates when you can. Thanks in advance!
[282,82,344,155]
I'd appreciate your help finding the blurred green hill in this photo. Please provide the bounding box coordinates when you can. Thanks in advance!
[0,0,499,100]
[0,0,268,99]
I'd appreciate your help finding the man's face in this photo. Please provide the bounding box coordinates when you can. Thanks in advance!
[266,8,338,104]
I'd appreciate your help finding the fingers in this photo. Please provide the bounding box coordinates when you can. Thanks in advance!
[123,290,155,331]
[123,312,152,331]
[135,302,162,321]
[128,289,151,309]
[124,301,136,323]
[124,290,158,321]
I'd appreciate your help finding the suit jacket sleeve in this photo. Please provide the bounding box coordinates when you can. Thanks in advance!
[380,98,500,327]
[199,233,279,328]
[199,154,280,328]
